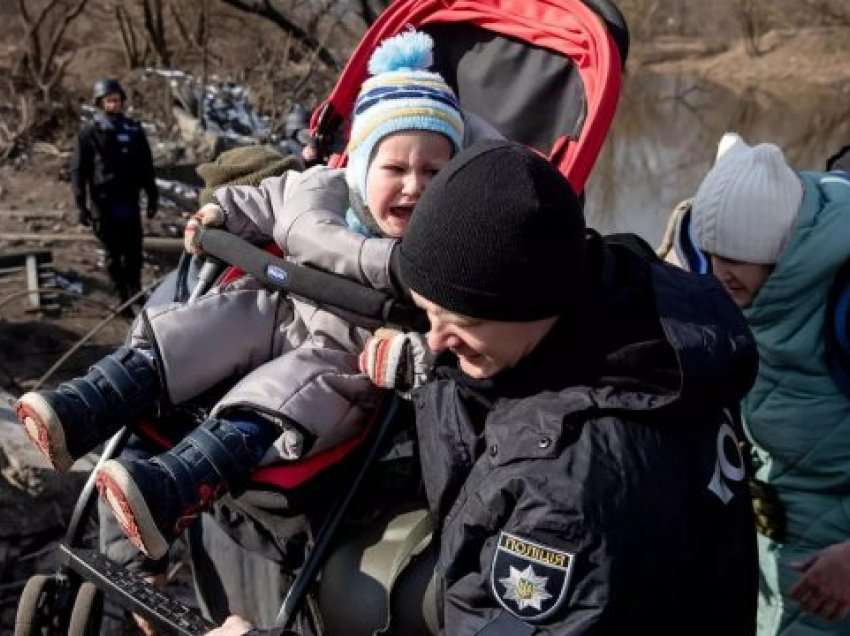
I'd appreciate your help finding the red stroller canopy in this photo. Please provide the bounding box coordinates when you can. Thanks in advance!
[314,0,627,193]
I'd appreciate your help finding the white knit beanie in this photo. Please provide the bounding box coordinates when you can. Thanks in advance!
[691,132,803,264]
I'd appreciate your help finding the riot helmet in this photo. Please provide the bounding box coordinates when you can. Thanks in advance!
[92,78,126,105]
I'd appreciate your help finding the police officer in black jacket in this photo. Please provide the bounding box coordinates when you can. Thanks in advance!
[71,78,158,304]
[363,140,761,635]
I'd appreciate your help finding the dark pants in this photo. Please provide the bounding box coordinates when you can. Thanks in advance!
[95,204,143,302]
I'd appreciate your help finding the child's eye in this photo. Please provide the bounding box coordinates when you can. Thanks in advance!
[383,165,405,174]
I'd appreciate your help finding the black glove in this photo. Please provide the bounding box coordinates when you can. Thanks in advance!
[146,204,157,220]
[78,208,91,227]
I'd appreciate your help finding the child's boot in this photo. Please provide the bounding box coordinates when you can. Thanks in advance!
[16,347,161,471]
[95,415,277,560]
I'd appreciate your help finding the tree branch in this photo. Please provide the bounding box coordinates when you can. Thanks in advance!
[168,1,194,47]
[115,4,144,68]
[40,0,89,81]
[357,0,379,26]
[217,0,339,70]
[142,0,171,66]
[15,0,91,102]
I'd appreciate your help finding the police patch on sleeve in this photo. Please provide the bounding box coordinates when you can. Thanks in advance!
[490,531,575,622]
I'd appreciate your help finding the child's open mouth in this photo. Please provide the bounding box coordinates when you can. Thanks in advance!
[389,205,414,220]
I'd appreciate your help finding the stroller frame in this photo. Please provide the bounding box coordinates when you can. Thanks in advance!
[38,393,402,635]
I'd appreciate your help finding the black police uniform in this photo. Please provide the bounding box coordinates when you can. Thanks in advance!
[413,234,760,635]
[70,111,158,301]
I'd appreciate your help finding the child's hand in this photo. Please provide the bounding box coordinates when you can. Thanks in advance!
[184,203,225,254]
[359,328,434,393]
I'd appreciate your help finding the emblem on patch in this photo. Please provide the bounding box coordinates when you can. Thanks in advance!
[490,531,574,621]
[266,264,289,285]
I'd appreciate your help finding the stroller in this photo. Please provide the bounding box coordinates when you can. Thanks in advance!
[14,1,628,634]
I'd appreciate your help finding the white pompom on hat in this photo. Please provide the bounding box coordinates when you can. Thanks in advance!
[691,132,803,264]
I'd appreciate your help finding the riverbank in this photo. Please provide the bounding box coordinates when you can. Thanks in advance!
[633,27,850,97]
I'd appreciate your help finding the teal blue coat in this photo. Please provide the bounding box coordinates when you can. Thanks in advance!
[743,171,850,636]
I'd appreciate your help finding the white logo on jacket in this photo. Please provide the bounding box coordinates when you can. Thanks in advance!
[707,410,746,504]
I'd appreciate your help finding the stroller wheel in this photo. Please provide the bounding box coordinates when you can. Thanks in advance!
[68,582,103,636]
[14,574,57,636]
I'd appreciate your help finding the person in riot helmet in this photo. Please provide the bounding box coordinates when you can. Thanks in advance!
[71,78,158,305]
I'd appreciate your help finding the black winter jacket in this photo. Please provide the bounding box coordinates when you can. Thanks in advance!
[413,233,759,636]
[70,112,158,218]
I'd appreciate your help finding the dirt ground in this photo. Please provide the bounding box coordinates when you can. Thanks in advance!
[0,153,183,394]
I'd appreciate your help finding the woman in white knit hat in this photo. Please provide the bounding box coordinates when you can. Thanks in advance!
[691,133,850,635]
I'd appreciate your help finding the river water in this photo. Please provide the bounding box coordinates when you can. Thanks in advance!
[585,72,850,247]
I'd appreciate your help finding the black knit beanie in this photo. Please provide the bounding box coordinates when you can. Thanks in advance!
[399,140,586,321]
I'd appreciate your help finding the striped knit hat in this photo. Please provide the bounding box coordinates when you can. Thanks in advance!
[345,30,464,205]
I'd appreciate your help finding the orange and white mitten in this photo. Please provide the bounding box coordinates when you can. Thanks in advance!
[359,328,434,395]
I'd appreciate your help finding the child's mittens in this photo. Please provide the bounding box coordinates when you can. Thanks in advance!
[184,203,225,254]
[359,328,434,394]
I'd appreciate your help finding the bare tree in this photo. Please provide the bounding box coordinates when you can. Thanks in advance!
[15,0,91,103]
[114,2,150,67]
[355,0,391,26]
[802,0,850,25]
[141,0,172,66]
[0,93,36,160]
[170,0,210,52]
[737,0,764,56]
[615,0,662,39]
[217,0,340,69]
[110,0,173,68]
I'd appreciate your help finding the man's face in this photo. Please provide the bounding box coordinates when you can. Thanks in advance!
[364,131,451,238]
[411,291,558,379]
[709,254,773,308]
[100,93,124,115]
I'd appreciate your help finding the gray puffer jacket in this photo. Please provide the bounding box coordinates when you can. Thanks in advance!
[132,166,396,464]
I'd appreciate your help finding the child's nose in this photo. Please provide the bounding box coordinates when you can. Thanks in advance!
[402,171,426,196]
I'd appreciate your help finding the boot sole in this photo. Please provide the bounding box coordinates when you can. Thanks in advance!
[16,393,74,472]
[96,461,169,560]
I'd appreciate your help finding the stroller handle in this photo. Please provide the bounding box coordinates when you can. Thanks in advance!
[198,228,428,332]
